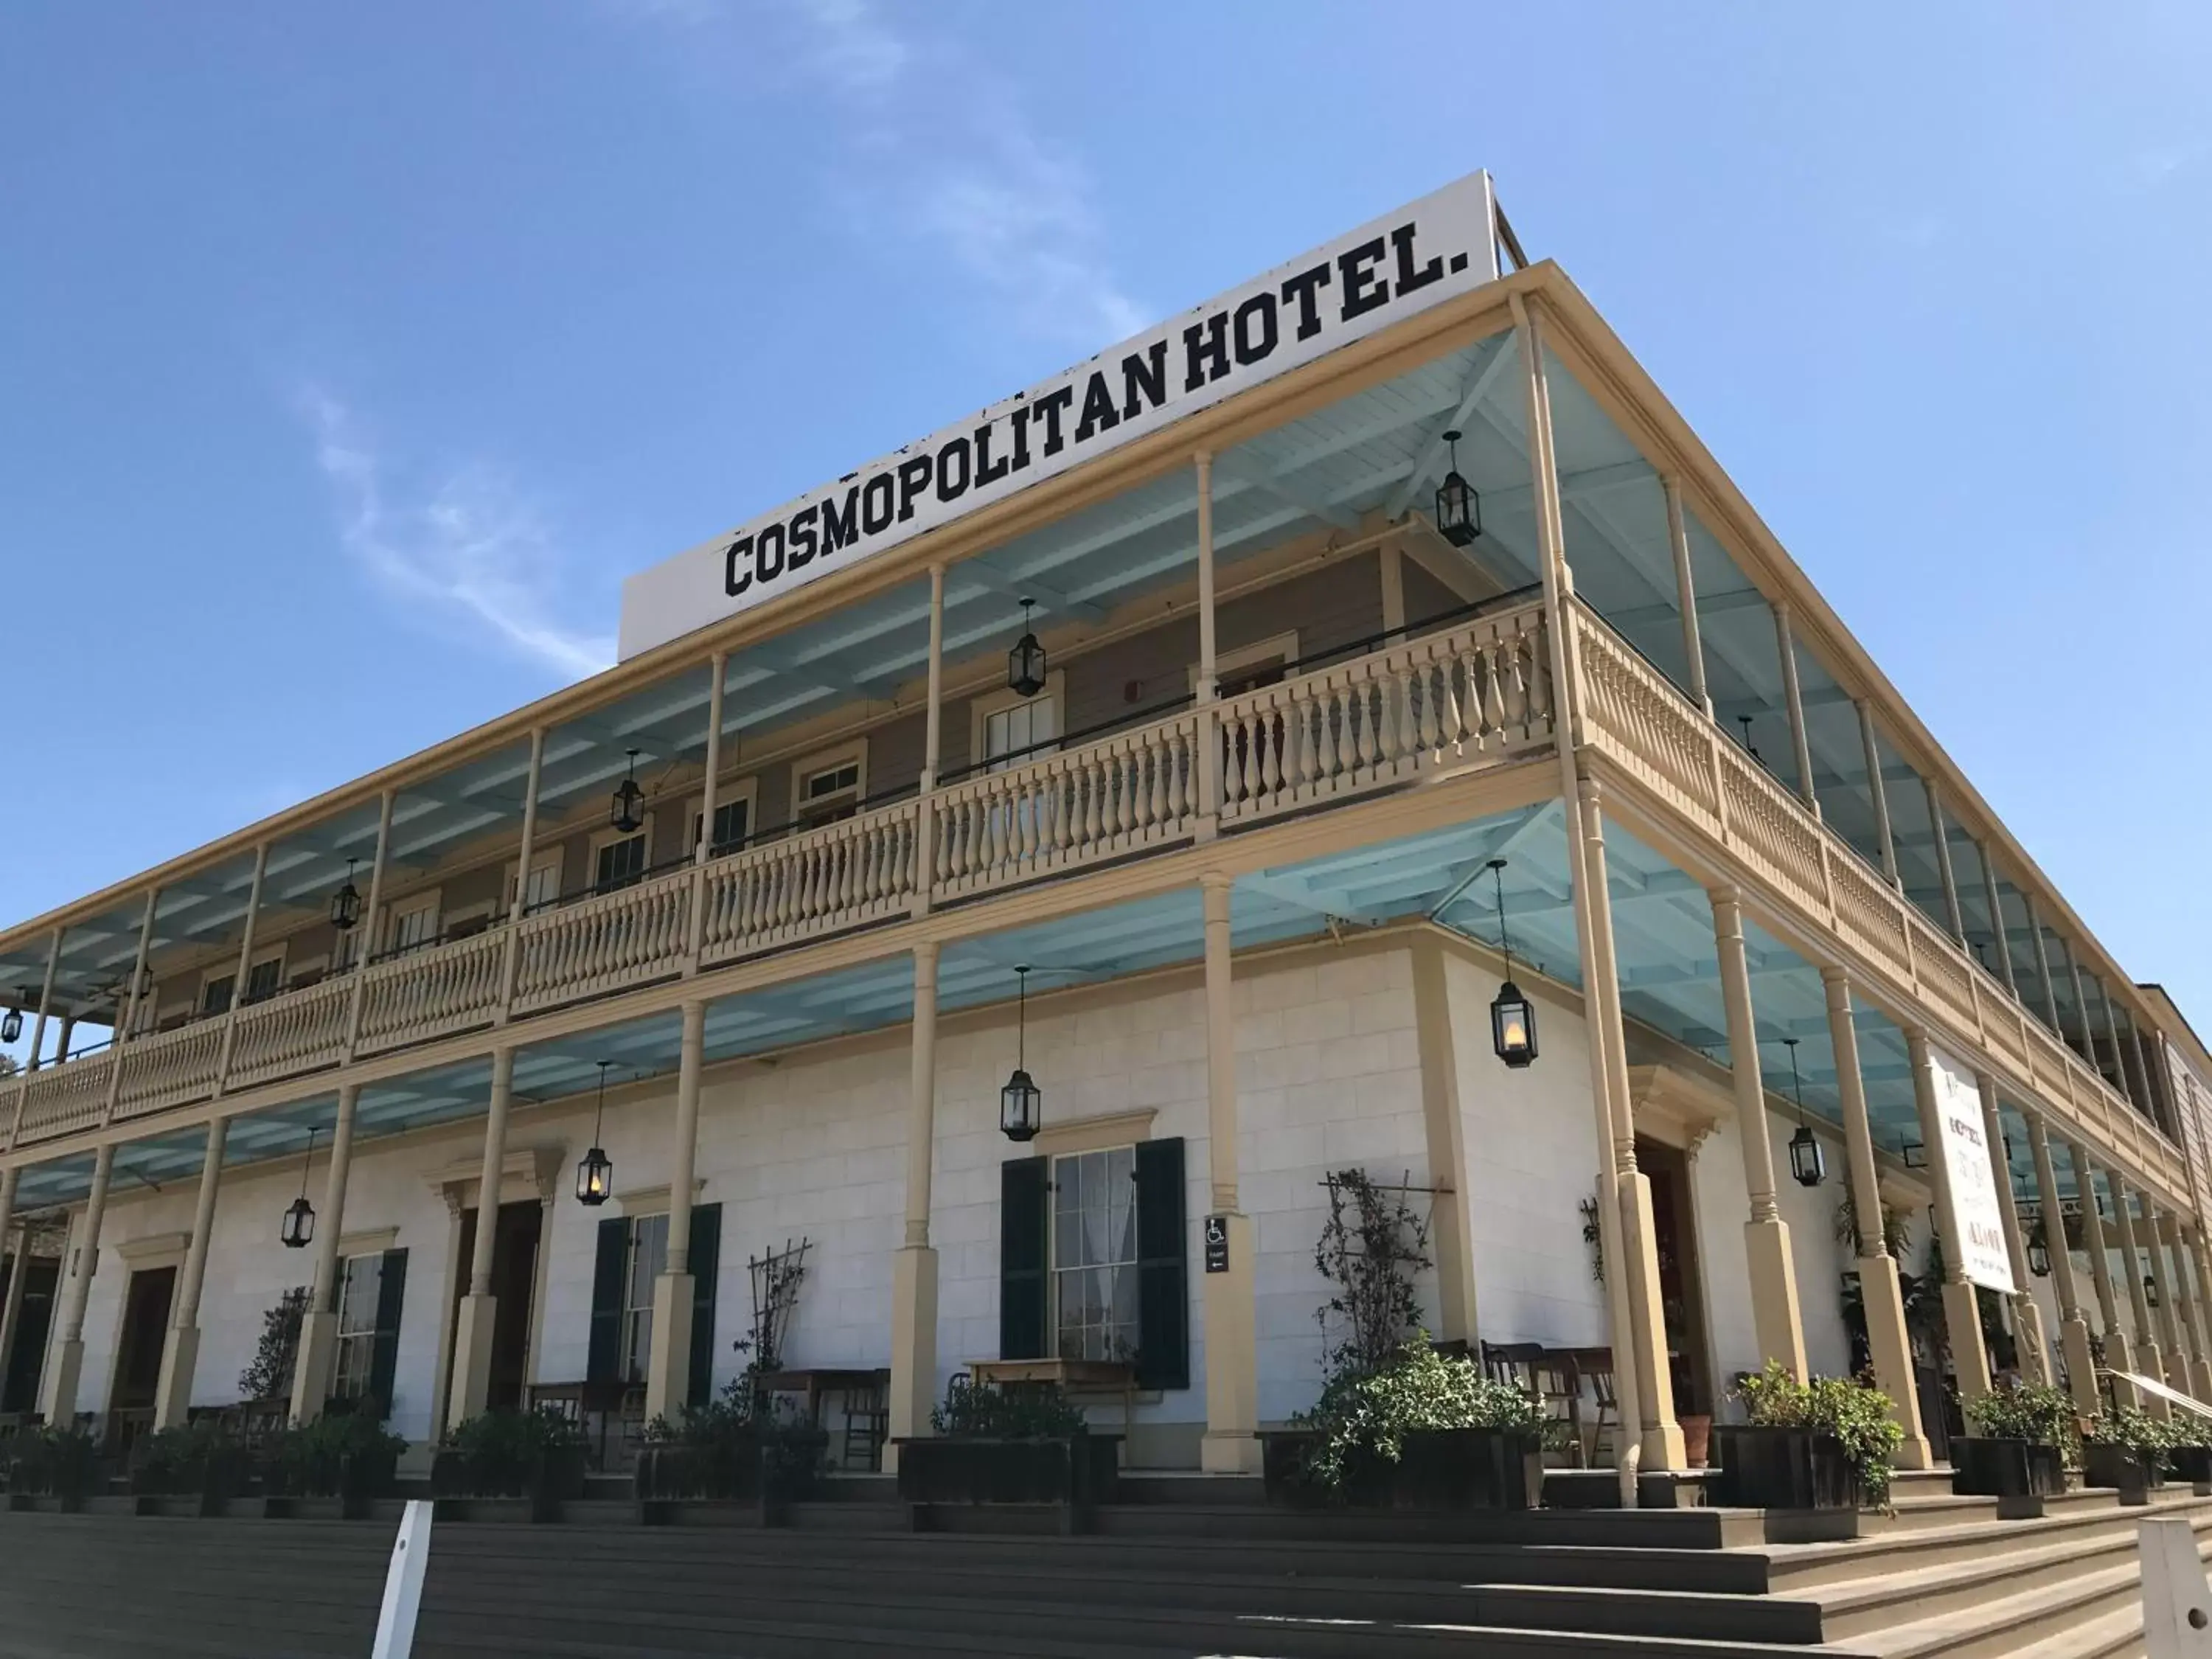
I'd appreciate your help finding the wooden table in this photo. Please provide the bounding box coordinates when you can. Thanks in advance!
[965,1358,1137,1452]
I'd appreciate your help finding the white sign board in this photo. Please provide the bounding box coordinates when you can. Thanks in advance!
[618,170,1502,661]
[1924,1042,2016,1294]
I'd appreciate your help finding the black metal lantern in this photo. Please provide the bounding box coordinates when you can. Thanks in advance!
[576,1060,615,1206]
[1,1002,20,1046]
[611,748,645,835]
[1007,599,1047,700]
[329,859,363,932]
[1901,1139,1927,1169]
[1001,965,1042,1142]
[1484,860,1537,1068]
[1433,429,1481,547]
[2145,1273,2161,1310]
[1784,1037,1826,1189]
[2026,1222,2051,1279]
[280,1127,317,1249]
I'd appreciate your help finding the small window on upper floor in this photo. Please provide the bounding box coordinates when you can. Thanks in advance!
[242,954,283,1006]
[201,974,235,1018]
[793,745,866,830]
[691,795,753,859]
[594,832,649,894]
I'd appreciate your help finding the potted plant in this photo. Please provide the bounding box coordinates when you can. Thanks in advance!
[2168,1432,2212,1493]
[129,1422,248,1516]
[2082,1405,2172,1503]
[265,1413,406,1518]
[894,1380,1117,1525]
[434,1407,588,1520]
[635,1377,826,1521]
[1713,1361,1905,1514]
[1952,1383,2075,1506]
[1281,1335,1546,1511]
[4,1426,100,1512]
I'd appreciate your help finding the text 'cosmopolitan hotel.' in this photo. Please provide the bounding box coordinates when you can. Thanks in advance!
[5,171,2211,1483]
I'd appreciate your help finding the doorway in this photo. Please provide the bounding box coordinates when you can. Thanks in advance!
[450,1201,543,1412]
[108,1265,177,1454]
[1634,1138,1715,1425]
[0,1256,58,1415]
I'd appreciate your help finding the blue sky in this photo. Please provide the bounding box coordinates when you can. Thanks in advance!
[3,2,2208,1015]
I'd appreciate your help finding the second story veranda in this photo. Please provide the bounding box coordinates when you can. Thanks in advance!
[0,179,2185,1218]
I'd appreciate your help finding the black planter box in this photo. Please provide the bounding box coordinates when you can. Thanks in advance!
[1950,1437,2067,1500]
[2082,1439,2164,1503]
[2168,1444,2212,1491]
[636,1441,763,1503]
[431,1443,588,1506]
[1389,1428,1544,1511]
[1710,1425,1860,1511]
[895,1434,1120,1509]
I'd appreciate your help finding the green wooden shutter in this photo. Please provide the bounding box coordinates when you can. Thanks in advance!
[999,1156,1049,1360]
[686,1203,722,1411]
[586,1217,627,1385]
[1133,1138,1189,1391]
[366,1248,408,1421]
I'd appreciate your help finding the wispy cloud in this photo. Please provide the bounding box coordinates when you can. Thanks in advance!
[300,389,614,681]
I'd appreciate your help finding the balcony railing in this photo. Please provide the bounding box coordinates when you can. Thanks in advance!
[6,598,1557,1150]
[1568,598,2183,1195]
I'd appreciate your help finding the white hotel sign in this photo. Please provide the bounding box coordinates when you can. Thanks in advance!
[1924,1040,2017,1295]
[618,171,1502,661]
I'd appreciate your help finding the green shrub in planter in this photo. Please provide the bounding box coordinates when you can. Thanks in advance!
[636,1380,827,1503]
[131,1422,247,1501]
[8,1427,101,1506]
[1726,1360,1905,1508]
[1951,1382,2077,1500]
[897,1380,1116,1511]
[271,1413,406,1501]
[1290,1336,1547,1509]
[2083,1404,2174,1499]
[435,1407,587,1500]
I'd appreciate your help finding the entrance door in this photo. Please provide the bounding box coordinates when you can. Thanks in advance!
[1633,1138,1714,1425]
[451,1201,544,1413]
[111,1267,176,1411]
[0,1256,58,1415]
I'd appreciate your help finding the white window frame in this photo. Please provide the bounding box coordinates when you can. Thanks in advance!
[589,817,655,894]
[969,672,1066,774]
[1048,1141,1141,1366]
[502,847,566,917]
[688,776,762,858]
[619,1210,671,1388]
[1189,630,1300,695]
[331,1251,386,1402]
[386,891,442,956]
[790,740,868,827]
[239,945,287,1006]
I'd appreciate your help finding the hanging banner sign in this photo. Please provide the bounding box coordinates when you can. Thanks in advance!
[617,170,1502,661]
[1923,1041,2016,1294]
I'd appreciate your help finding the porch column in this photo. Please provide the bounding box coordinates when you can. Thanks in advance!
[155,1118,228,1429]
[913,567,944,917]
[1855,702,1900,890]
[291,1084,360,1425]
[1976,1077,2047,1386]
[1409,937,1478,1346]
[2111,1178,2168,1417]
[2061,942,2096,1068]
[1923,782,1965,942]
[688,655,728,963]
[1825,967,1931,1467]
[1199,873,1258,1474]
[2028,1117,2096,1409]
[2088,974,2132,1106]
[1576,781,1683,1470]
[2025,894,2063,1034]
[888,943,940,1467]
[41,1141,114,1425]
[1662,478,1710,715]
[9,928,63,1149]
[2184,1230,2212,1402]
[343,789,395,1060]
[2147,1206,2191,1395]
[1709,885,1806,1379]
[100,890,160,1127]
[213,844,269,1091]
[1905,1029,1989,1402]
[1771,602,1818,813]
[496,729,546,1018]
[2125,1013,2164,1130]
[2073,1148,2135,1406]
[1975,843,2017,998]
[1194,453,1221,839]
[646,1001,707,1421]
[0,1169,18,1388]
[448,1047,516,1430]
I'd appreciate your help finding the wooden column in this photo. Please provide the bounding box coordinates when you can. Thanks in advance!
[2029,1118,2098,1411]
[448,1047,515,1430]
[2090,974,2138,1107]
[0,1171,25,1402]
[914,567,944,914]
[1199,874,1259,1472]
[2111,1178,2168,1416]
[41,1141,114,1424]
[2147,1208,2193,1395]
[1856,702,1900,889]
[1411,937,1479,1346]
[1663,478,1710,714]
[7,928,63,1151]
[1923,781,1964,942]
[291,1084,360,1425]
[888,944,940,1466]
[647,1001,708,1421]
[1194,454,1221,839]
[343,790,395,1060]
[154,1118,228,1429]
[2073,1149,2136,1405]
[496,730,546,1018]
[100,891,161,1127]
[1773,602,1818,813]
[1907,1029,1989,1402]
[1975,841,2017,998]
[1826,967,1931,1466]
[2024,894,2063,1034]
[2184,1229,2212,1402]
[1977,1077,2047,1386]
[687,655,728,964]
[213,844,269,1091]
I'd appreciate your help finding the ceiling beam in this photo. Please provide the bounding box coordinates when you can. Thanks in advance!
[1384,335,1520,521]
[951,557,1107,626]
[1212,451,1358,534]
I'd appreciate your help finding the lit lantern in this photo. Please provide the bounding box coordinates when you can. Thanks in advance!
[1784,1037,1826,1189]
[1001,965,1042,1141]
[2027,1222,2051,1279]
[281,1127,317,1249]
[329,859,364,932]
[1,1003,21,1046]
[1433,429,1481,547]
[1007,599,1047,700]
[1484,860,1537,1068]
[610,749,645,835]
[576,1060,615,1206]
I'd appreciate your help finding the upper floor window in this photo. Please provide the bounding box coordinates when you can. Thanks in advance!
[793,745,865,830]
[975,680,1060,775]
[201,974,234,1018]
[505,851,563,917]
[690,793,754,859]
[387,896,439,956]
[242,954,282,1006]
[594,830,649,894]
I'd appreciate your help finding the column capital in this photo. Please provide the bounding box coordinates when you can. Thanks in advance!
[1200,870,1234,895]
[1708,880,1743,910]
[1820,963,1851,991]
[1576,774,1607,809]
[912,938,941,969]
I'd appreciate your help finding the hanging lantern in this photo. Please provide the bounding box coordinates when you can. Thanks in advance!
[1000,965,1043,1142]
[280,1127,317,1249]
[1901,1138,1927,1169]
[576,1060,615,1206]
[1007,599,1047,700]
[1484,860,1537,1068]
[2145,1273,2161,1310]
[2026,1222,2051,1279]
[329,859,364,932]
[1433,429,1482,547]
[611,749,645,834]
[1,1002,21,1046]
[1784,1037,1826,1188]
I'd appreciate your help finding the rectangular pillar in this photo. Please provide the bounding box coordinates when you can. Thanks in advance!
[155,1119,229,1429]
[1198,874,1258,1475]
[1976,1078,2048,1388]
[1773,602,1818,813]
[1856,702,1900,890]
[292,1085,360,1425]
[2025,894,2063,1035]
[1710,886,1806,1380]
[0,1168,19,1388]
[1409,937,1479,1346]
[448,1048,515,1432]
[1906,1029,1990,1404]
[2110,1178,2168,1418]
[2073,1149,2135,1407]
[1194,453,1221,839]
[2184,1231,2212,1403]
[888,945,940,1472]
[2147,1208,2192,1396]
[41,1142,114,1425]
[1825,969,1931,1467]
[1662,478,1711,715]
[645,1001,707,1422]
[2028,1117,2096,1410]
[1923,781,1964,943]
[1975,843,2017,998]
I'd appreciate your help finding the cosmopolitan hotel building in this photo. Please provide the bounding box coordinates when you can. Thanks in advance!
[3,172,2209,1485]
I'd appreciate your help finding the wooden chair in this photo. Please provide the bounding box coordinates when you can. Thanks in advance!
[1565,1347,1619,1467]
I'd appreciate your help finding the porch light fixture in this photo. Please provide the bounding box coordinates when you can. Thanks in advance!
[1485,860,1536,1069]
[576,1060,615,1207]
[2026,1222,2051,1279]
[1000,965,1042,1143]
[1433,430,1482,547]
[2145,1274,2161,1310]
[611,749,645,835]
[1,1001,20,1046]
[329,859,363,932]
[1007,599,1047,700]
[280,1127,317,1250]
[1784,1037,1825,1189]
[1736,715,1761,763]
[1901,1138,1927,1169]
